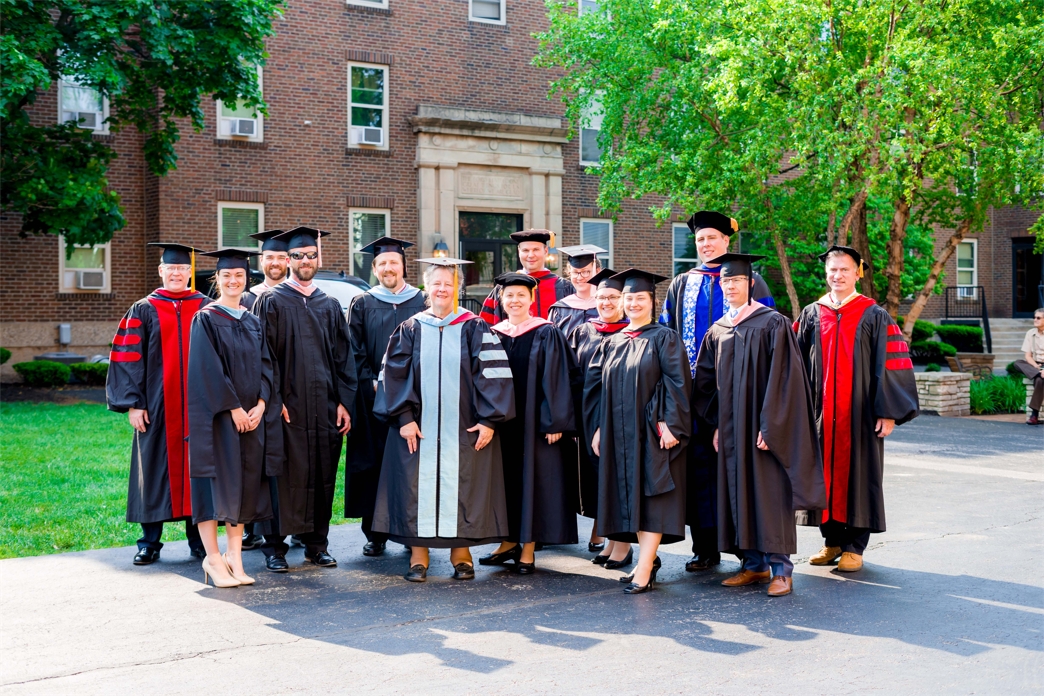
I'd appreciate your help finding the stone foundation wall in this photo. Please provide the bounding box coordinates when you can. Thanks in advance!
[0,321,116,382]
[915,372,971,417]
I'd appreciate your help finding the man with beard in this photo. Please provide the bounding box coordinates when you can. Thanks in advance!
[345,237,428,557]
[479,230,574,324]
[240,229,288,312]
[253,226,357,572]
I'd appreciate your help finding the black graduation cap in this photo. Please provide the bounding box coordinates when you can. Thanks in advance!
[200,248,261,272]
[358,236,414,258]
[510,229,556,246]
[250,229,289,253]
[818,245,867,277]
[589,268,622,292]
[686,210,739,236]
[148,242,203,266]
[494,272,538,290]
[610,268,669,294]
[705,252,765,278]
[557,244,607,269]
[273,226,331,251]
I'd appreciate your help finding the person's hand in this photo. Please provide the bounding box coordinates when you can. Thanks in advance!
[468,423,494,451]
[128,408,149,433]
[546,432,562,445]
[592,428,600,457]
[336,404,352,435]
[246,399,266,431]
[756,431,770,451]
[400,422,423,454]
[875,418,895,438]
[713,429,719,453]
[281,405,290,423]
[659,422,679,450]
[374,380,378,393]
[231,407,251,433]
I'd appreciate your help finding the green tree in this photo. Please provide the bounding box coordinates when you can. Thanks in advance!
[1,0,283,248]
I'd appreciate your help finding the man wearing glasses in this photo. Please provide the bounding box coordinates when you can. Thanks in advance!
[548,245,607,337]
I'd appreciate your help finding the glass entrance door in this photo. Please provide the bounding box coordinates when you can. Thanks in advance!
[459,212,524,306]
[1013,238,1043,317]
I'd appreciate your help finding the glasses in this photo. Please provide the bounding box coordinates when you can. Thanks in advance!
[719,276,749,287]
[570,267,597,280]
[161,265,191,272]
[289,251,318,260]
[596,294,621,302]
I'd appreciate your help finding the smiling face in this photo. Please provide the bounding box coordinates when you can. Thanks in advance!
[427,266,456,317]
[288,246,318,281]
[694,227,731,265]
[623,291,654,324]
[595,286,623,323]
[720,275,753,308]
[825,251,859,298]
[501,284,534,321]
[216,268,247,301]
[158,264,190,292]
[373,251,405,291]
[261,250,288,283]
[517,242,548,273]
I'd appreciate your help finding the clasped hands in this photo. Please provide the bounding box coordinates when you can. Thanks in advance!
[231,400,267,433]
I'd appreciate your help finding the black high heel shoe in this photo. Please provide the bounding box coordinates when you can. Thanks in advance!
[591,553,610,565]
[620,556,661,583]
[603,548,634,570]
[622,557,661,594]
[478,545,521,566]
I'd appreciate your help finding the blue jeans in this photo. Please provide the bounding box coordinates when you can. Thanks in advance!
[742,549,793,577]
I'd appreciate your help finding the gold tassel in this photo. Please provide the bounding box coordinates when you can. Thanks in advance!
[190,250,196,292]
[858,260,865,279]
[453,266,459,314]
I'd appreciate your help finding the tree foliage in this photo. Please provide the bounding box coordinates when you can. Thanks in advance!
[1,0,283,247]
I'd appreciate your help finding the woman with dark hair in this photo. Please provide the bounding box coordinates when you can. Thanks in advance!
[584,269,692,594]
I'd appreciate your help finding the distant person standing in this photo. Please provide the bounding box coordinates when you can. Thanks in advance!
[106,243,209,565]
[547,245,605,337]
[1013,308,1044,425]
[479,230,573,323]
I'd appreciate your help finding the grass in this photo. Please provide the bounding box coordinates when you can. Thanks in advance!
[0,402,350,559]
[969,375,1029,415]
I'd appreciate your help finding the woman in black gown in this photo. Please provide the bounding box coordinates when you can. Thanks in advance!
[188,249,273,588]
[584,269,692,594]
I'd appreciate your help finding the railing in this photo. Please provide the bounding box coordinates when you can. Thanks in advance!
[944,286,992,353]
[461,297,484,315]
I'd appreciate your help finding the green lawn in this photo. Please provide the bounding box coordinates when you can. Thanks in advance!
[0,402,350,559]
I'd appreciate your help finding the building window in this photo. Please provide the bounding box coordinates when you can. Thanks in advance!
[578,0,600,14]
[470,0,505,24]
[673,222,699,276]
[59,78,109,133]
[580,218,613,268]
[216,66,263,142]
[350,208,390,283]
[956,239,977,299]
[59,237,112,293]
[348,63,388,149]
[347,0,388,7]
[579,95,604,166]
[218,203,263,268]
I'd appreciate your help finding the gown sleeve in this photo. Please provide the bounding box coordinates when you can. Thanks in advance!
[374,321,420,428]
[187,312,242,479]
[871,309,920,425]
[252,292,284,477]
[106,302,150,413]
[692,330,720,427]
[752,272,776,309]
[581,338,606,454]
[658,276,681,327]
[332,303,358,418]
[538,327,575,434]
[470,321,515,427]
[653,330,693,441]
[346,295,374,387]
[479,286,503,325]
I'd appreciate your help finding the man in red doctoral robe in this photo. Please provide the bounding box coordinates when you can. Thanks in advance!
[479,229,574,324]
[794,246,919,572]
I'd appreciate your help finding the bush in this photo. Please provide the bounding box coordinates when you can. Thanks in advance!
[909,340,957,365]
[12,361,71,388]
[1006,361,1022,377]
[935,324,984,353]
[899,317,937,342]
[70,362,109,386]
[970,375,1029,415]
[0,348,10,365]
[925,363,942,372]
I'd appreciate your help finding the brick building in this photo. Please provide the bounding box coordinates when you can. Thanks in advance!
[1,0,1040,379]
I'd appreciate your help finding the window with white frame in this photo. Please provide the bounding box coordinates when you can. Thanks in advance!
[672,223,699,276]
[580,218,613,268]
[347,0,387,7]
[218,203,263,268]
[348,63,388,149]
[59,236,112,293]
[216,66,263,141]
[59,77,109,133]
[579,94,604,166]
[351,208,390,284]
[956,240,977,299]
[578,0,600,14]
[470,0,505,24]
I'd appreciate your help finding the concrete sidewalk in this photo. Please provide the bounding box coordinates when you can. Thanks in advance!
[2,416,1041,695]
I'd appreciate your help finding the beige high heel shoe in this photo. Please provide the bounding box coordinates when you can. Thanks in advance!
[202,556,241,588]
[224,552,255,585]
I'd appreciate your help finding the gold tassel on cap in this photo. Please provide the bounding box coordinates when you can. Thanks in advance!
[452,266,459,314]
[190,250,196,292]
[858,260,865,278]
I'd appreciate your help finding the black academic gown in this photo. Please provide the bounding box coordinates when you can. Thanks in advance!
[344,288,428,525]
[239,282,277,312]
[693,305,825,555]
[494,321,577,545]
[583,323,692,544]
[107,288,209,524]
[794,295,919,533]
[187,305,274,525]
[480,270,574,323]
[548,299,599,338]
[253,283,357,536]
[372,310,515,548]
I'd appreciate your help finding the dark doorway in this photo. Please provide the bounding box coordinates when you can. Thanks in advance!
[459,212,524,304]
[1013,237,1043,317]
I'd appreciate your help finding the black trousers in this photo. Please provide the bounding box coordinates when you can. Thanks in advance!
[821,521,871,555]
[361,514,388,545]
[1014,360,1043,411]
[690,525,719,556]
[261,475,331,557]
[138,520,203,552]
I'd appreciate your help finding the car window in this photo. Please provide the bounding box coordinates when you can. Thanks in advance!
[312,278,366,313]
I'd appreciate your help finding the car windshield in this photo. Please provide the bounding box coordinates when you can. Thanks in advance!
[312,277,367,313]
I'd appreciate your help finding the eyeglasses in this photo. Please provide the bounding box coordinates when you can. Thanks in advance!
[289,251,318,260]
[719,276,750,287]
[596,294,621,302]
[570,267,597,280]
[161,265,191,272]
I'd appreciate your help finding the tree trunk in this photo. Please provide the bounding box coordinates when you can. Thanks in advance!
[825,208,838,248]
[883,196,913,319]
[772,229,801,320]
[849,203,877,301]
[837,189,868,243]
[902,218,972,339]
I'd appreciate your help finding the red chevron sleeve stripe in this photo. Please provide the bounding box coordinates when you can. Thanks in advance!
[886,357,913,370]
[109,351,142,362]
[886,340,909,353]
[887,324,903,336]
[112,333,142,346]
[119,317,143,329]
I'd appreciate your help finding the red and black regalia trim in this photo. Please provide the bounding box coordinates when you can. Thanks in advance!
[480,270,573,324]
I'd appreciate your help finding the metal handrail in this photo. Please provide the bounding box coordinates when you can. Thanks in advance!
[944,286,992,353]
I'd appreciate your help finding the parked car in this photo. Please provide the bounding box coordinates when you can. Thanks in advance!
[192,269,369,313]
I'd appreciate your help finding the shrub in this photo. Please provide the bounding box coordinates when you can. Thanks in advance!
[899,317,937,342]
[12,360,71,387]
[70,362,109,386]
[909,340,957,365]
[970,375,1029,415]
[935,324,984,353]
[1006,361,1022,377]
[0,347,10,365]
[925,363,942,372]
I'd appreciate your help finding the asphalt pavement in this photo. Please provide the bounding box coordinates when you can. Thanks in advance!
[1,415,1041,695]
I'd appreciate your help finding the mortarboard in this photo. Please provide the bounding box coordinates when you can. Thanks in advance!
[494,272,538,290]
[610,268,669,295]
[588,268,622,292]
[250,229,289,253]
[818,245,867,278]
[273,226,332,267]
[706,252,766,304]
[557,244,607,269]
[200,248,261,272]
[148,243,204,292]
[510,229,557,247]
[686,210,739,236]
[358,236,415,258]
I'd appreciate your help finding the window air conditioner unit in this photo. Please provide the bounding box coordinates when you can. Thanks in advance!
[227,118,257,136]
[64,111,100,129]
[77,270,106,290]
[350,126,384,146]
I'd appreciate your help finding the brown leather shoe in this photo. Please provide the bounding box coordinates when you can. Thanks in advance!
[809,545,842,566]
[767,576,793,596]
[837,551,864,572]
[1027,414,1040,425]
[721,569,772,587]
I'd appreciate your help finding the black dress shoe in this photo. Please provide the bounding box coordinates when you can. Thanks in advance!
[515,561,536,575]
[478,545,521,566]
[452,563,476,580]
[189,547,206,560]
[620,556,662,583]
[592,553,610,565]
[305,551,337,567]
[404,564,428,582]
[242,533,264,550]
[266,555,289,572]
[363,541,386,557]
[622,557,661,593]
[603,548,634,570]
[133,548,160,565]
[588,541,606,553]
[685,553,721,572]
